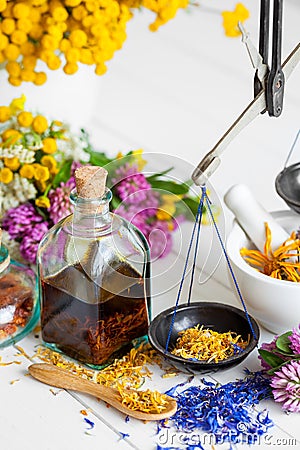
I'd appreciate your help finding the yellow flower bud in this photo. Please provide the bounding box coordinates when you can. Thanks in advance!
[4,156,20,171]
[65,47,80,63]
[3,43,20,61]
[35,196,50,208]
[13,3,30,19]
[32,115,48,133]
[0,0,7,13]
[1,18,16,35]
[42,137,57,154]
[51,6,68,22]
[69,29,87,48]
[34,71,47,85]
[41,154,57,172]
[21,68,36,82]
[34,164,50,181]
[63,62,78,75]
[29,24,43,40]
[0,106,11,122]
[20,41,35,56]
[17,111,33,127]
[11,29,27,45]
[19,163,35,179]
[72,5,88,21]
[22,55,37,70]
[2,128,22,145]
[17,17,32,33]
[95,63,107,76]
[46,53,61,70]
[6,60,21,77]
[0,32,9,51]
[8,76,22,87]
[0,167,13,184]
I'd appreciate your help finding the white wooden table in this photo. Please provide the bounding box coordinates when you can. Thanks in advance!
[1,1,300,448]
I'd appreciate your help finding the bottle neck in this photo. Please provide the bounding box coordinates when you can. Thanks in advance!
[70,188,112,236]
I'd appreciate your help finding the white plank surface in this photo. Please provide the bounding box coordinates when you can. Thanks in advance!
[1,1,300,449]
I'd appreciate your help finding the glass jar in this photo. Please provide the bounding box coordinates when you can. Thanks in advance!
[0,243,39,348]
[37,182,151,369]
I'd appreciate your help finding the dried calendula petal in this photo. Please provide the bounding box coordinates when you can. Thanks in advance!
[171,325,249,362]
[118,386,168,413]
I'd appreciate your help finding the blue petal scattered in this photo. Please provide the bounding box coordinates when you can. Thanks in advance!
[125,415,130,423]
[162,371,273,446]
[119,432,130,440]
[84,418,95,430]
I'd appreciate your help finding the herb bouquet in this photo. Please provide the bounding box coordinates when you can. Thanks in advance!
[259,326,300,413]
[0,95,205,264]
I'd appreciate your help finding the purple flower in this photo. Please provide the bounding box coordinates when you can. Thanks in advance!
[270,360,300,412]
[48,182,74,224]
[259,338,278,370]
[116,174,152,205]
[20,222,49,264]
[2,203,44,239]
[289,325,300,355]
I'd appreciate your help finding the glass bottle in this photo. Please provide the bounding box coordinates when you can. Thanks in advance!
[0,230,39,348]
[37,166,151,368]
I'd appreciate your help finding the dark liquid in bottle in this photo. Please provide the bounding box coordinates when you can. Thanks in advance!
[41,262,149,366]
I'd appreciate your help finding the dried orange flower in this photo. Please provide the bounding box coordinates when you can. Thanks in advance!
[240,223,300,281]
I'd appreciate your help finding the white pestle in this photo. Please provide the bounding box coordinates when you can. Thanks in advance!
[224,184,289,253]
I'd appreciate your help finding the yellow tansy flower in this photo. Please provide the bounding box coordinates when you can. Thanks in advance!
[36,179,47,192]
[0,105,11,122]
[35,196,50,208]
[4,156,20,171]
[0,0,7,14]
[0,167,13,183]
[34,164,50,181]
[42,137,57,154]
[32,115,48,133]
[41,154,57,172]
[13,2,30,19]
[2,128,22,145]
[19,163,35,179]
[17,111,33,127]
[1,18,15,35]
[34,71,47,85]
[6,61,21,77]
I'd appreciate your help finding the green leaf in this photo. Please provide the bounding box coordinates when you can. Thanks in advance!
[181,197,201,218]
[276,332,293,355]
[146,167,174,182]
[148,179,190,195]
[86,150,112,167]
[258,349,286,369]
[110,195,121,211]
[52,160,73,188]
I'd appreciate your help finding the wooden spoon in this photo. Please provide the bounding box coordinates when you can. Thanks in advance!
[28,363,177,421]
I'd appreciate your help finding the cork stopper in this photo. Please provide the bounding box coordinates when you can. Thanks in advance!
[75,166,108,199]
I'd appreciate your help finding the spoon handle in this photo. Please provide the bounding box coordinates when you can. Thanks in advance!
[28,363,118,401]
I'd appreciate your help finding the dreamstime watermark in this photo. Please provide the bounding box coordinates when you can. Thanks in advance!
[157,428,298,447]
